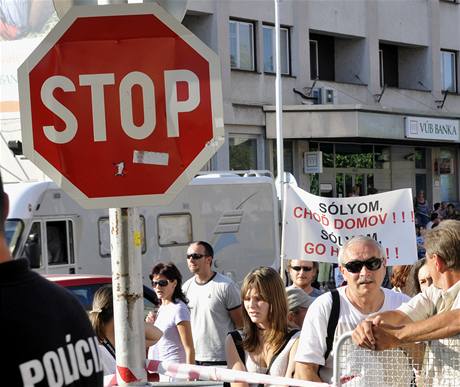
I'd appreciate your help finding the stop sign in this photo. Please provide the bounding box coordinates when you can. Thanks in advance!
[18,4,224,209]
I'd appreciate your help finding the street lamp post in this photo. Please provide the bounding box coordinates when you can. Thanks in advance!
[274,0,286,281]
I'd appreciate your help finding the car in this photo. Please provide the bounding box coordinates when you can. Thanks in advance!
[44,274,159,316]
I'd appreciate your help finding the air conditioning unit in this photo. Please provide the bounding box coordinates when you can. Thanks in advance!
[312,87,337,105]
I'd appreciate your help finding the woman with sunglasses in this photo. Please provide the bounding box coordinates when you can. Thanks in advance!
[225,266,300,386]
[148,262,195,376]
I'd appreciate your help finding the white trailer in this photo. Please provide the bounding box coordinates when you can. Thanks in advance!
[5,172,279,284]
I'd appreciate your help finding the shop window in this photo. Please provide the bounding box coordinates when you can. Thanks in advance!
[335,144,373,169]
[230,19,255,71]
[229,135,258,170]
[272,140,294,176]
[263,25,290,74]
[320,143,334,168]
[415,148,426,169]
[336,172,374,197]
[379,43,398,87]
[441,50,457,93]
[439,148,457,202]
[309,33,335,81]
[310,173,319,195]
[374,145,391,169]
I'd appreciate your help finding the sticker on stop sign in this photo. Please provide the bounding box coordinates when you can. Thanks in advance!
[18,4,224,209]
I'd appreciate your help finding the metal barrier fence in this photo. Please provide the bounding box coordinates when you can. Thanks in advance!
[332,332,460,386]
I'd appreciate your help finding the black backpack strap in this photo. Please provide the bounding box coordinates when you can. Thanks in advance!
[228,330,245,363]
[324,289,340,362]
[254,329,300,387]
[265,328,299,373]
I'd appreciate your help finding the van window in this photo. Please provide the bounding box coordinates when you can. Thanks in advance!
[46,220,75,265]
[6,219,24,256]
[98,216,146,257]
[158,213,192,246]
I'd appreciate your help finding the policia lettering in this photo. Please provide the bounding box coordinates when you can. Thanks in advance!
[19,335,102,386]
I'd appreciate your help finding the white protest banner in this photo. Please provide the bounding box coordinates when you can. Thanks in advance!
[282,184,417,265]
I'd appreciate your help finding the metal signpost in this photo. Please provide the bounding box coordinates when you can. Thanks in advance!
[18,4,224,385]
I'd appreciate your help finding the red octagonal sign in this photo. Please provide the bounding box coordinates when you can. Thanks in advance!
[18,4,224,209]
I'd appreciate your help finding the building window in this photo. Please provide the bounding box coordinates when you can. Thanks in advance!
[415,148,427,169]
[229,135,258,170]
[441,50,457,93]
[229,20,255,71]
[309,33,335,81]
[379,43,398,87]
[310,40,319,80]
[263,25,290,74]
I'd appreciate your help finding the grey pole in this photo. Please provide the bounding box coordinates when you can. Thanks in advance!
[110,208,147,385]
[274,0,286,281]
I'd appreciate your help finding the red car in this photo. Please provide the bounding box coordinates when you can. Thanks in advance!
[45,274,159,315]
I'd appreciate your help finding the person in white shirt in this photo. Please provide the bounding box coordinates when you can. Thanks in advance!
[183,241,243,366]
[149,262,194,365]
[352,220,460,386]
[294,236,409,383]
[225,267,300,386]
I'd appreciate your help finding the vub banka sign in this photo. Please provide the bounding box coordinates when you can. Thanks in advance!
[405,116,460,142]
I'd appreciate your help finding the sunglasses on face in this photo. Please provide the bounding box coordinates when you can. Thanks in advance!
[290,266,313,272]
[344,257,383,274]
[151,279,169,287]
[186,253,206,260]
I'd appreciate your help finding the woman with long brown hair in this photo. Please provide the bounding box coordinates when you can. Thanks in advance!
[90,285,163,375]
[225,267,299,386]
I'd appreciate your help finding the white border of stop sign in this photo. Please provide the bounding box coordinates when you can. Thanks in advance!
[18,3,224,209]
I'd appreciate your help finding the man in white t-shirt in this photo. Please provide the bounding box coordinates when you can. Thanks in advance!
[352,220,460,385]
[183,241,243,366]
[294,236,409,383]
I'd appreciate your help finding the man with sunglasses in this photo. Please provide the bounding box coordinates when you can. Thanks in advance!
[352,220,460,385]
[294,236,409,383]
[287,259,323,298]
[183,241,243,366]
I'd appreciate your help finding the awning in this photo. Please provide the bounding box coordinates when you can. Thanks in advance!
[264,104,460,143]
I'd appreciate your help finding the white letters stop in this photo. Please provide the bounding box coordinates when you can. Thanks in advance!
[40,69,200,144]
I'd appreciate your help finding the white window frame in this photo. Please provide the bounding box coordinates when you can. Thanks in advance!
[263,25,290,75]
[309,39,319,80]
[379,49,384,88]
[229,19,255,71]
[441,50,457,93]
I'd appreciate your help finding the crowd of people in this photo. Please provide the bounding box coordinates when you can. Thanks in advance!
[2,168,460,386]
[135,228,460,385]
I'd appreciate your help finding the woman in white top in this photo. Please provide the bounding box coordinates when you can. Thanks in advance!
[148,262,195,367]
[225,267,300,387]
[89,285,163,376]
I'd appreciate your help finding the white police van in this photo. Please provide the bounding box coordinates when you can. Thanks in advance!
[5,171,279,285]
